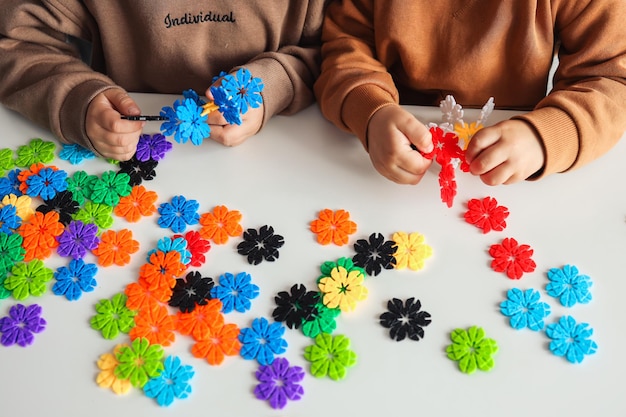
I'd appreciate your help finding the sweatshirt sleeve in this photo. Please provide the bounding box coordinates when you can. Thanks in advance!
[0,0,119,153]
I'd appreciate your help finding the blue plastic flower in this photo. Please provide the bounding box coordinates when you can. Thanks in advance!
[147,236,191,265]
[546,264,592,307]
[182,89,206,106]
[210,271,260,313]
[0,204,21,234]
[220,68,264,115]
[239,317,288,365]
[52,258,98,301]
[143,355,195,407]
[211,85,242,125]
[546,316,598,363]
[0,169,23,198]
[26,167,68,200]
[157,195,200,233]
[58,143,96,164]
[500,288,551,331]
[135,133,173,162]
[159,104,179,136]
[176,98,211,145]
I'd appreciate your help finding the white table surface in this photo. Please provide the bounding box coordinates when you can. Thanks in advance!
[1,93,625,417]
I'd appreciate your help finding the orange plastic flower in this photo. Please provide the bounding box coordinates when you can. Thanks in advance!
[17,211,64,261]
[176,298,224,341]
[92,229,140,267]
[1,194,35,222]
[113,185,158,223]
[310,208,357,246]
[198,205,243,244]
[138,250,185,291]
[191,322,241,365]
[129,304,176,347]
[124,279,172,311]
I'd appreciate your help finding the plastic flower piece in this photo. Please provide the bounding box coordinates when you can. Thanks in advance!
[92,229,140,267]
[220,67,264,115]
[379,297,432,341]
[157,195,200,233]
[500,288,551,331]
[210,85,241,125]
[135,133,173,162]
[73,201,114,231]
[113,185,158,223]
[1,194,34,221]
[318,261,368,312]
[301,302,341,338]
[66,170,98,205]
[56,220,100,259]
[191,322,241,365]
[352,232,397,276]
[304,333,357,381]
[115,337,165,388]
[438,162,457,208]
[96,344,132,395]
[24,167,67,200]
[144,355,195,407]
[0,148,15,177]
[236,225,284,265]
[310,209,357,246]
[392,231,433,271]
[0,275,10,300]
[147,236,191,265]
[254,357,305,410]
[118,156,158,186]
[17,162,53,194]
[0,169,23,199]
[546,316,598,364]
[446,326,498,374]
[58,143,96,164]
[176,298,225,341]
[37,189,80,226]
[18,211,64,261]
[210,271,260,313]
[90,170,132,207]
[546,264,593,307]
[5,259,53,300]
[125,280,172,312]
[464,197,509,233]
[198,205,243,244]
[0,303,46,347]
[0,232,25,276]
[169,270,214,313]
[129,304,176,347]
[52,258,98,301]
[160,98,211,145]
[239,317,288,366]
[15,138,56,167]
[139,250,186,291]
[272,283,319,329]
[489,237,536,280]
[0,204,21,234]
[174,230,211,267]
[90,293,137,339]
[454,121,483,150]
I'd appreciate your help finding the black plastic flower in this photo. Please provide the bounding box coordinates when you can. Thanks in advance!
[36,189,79,225]
[352,232,397,276]
[237,225,284,265]
[168,270,214,313]
[272,284,320,329]
[379,297,432,341]
[118,156,158,186]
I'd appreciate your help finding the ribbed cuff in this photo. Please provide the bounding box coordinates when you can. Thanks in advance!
[343,84,397,149]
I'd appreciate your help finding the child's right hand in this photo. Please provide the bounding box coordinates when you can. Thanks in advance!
[86,89,144,160]
[367,105,434,184]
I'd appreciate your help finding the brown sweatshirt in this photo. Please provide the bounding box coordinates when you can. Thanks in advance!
[0,1,327,152]
[314,0,626,178]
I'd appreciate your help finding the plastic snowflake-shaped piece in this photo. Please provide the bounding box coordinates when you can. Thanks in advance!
[160,98,210,145]
[96,344,132,395]
[56,220,100,259]
[391,231,433,271]
[73,201,114,231]
[379,297,432,341]
[446,326,498,374]
[25,167,68,200]
[135,133,173,162]
[220,67,264,115]
[5,259,53,300]
[37,189,80,226]
[237,225,284,265]
[0,204,21,234]
[310,208,357,246]
[1,194,34,221]
[144,355,194,407]
[546,264,593,307]
[113,185,158,223]
[191,321,241,365]
[352,232,397,276]
[139,250,186,291]
[92,229,140,267]
[0,231,25,275]
[147,236,191,265]
[58,143,96,164]
[90,292,137,339]
[272,284,319,329]
[318,259,368,312]
[90,170,132,207]
[239,317,288,366]
[304,333,357,381]
[198,205,243,244]
[546,316,598,364]
[125,280,173,312]
[489,237,536,280]
[0,169,23,199]
[65,170,98,205]
[173,230,211,267]
[18,211,64,262]
[52,258,98,301]
[118,156,158,187]
[0,303,46,347]
[129,304,176,347]
[15,138,56,167]
[210,271,259,313]
[500,288,551,331]
[210,84,242,125]
[301,302,341,338]
[169,270,214,313]
[176,298,225,341]
[254,357,305,410]
[464,196,509,233]
[115,337,165,388]
[157,195,200,233]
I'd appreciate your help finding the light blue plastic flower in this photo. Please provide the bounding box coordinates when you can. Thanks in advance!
[143,355,195,407]
[210,271,260,313]
[239,317,288,365]
[211,85,242,125]
[220,68,264,115]
[0,169,23,199]
[546,264,592,307]
[147,236,191,265]
[52,258,98,301]
[157,195,200,233]
[59,143,96,164]
[26,167,68,200]
[546,315,598,364]
[500,288,551,331]
[176,98,210,145]
[0,204,21,234]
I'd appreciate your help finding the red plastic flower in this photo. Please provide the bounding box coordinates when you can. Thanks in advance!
[489,237,536,280]
[173,230,211,268]
[438,163,457,208]
[464,197,509,233]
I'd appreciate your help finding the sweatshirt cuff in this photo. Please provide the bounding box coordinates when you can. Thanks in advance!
[342,85,397,149]
[243,59,295,128]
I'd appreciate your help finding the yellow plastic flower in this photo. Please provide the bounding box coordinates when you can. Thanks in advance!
[392,231,433,271]
[1,194,34,221]
[454,121,483,150]
[96,344,132,395]
[318,266,368,312]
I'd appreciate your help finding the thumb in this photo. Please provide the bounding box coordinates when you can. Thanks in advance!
[103,88,141,116]
[406,119,433,154]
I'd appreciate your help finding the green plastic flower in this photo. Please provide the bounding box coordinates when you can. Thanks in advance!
[0,148,15,177]
[4,259,53,300]
[0,274,12,299]
[89,170,132,207]
[73,201,114,231]
[90,292,137,339]
[445,326,498,374]
[115,337,165,388]
[15,138,56,167]
[304,333,357,380]
[66,170,98,205]
[301,302,341,338]
[317,257,365,283]
[0,232,25,276]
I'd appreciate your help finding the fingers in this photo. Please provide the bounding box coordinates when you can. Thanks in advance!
[103,89,141,116]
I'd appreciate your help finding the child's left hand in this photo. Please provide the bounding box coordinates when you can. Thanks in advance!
[465,119,545,185]
[203,88,263,147]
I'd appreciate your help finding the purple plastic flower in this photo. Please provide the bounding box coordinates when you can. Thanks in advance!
[254,357,305,410]
[157,195,200,233]
[56,220,100,259]
[0,303,46,347]
[26,167,68,200]
[135,133,173,162]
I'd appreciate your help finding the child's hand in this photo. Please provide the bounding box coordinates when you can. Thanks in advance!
[367,105,433,184]
[204,87,263,147]
[86,89,144,160]
[465,120,545,185]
